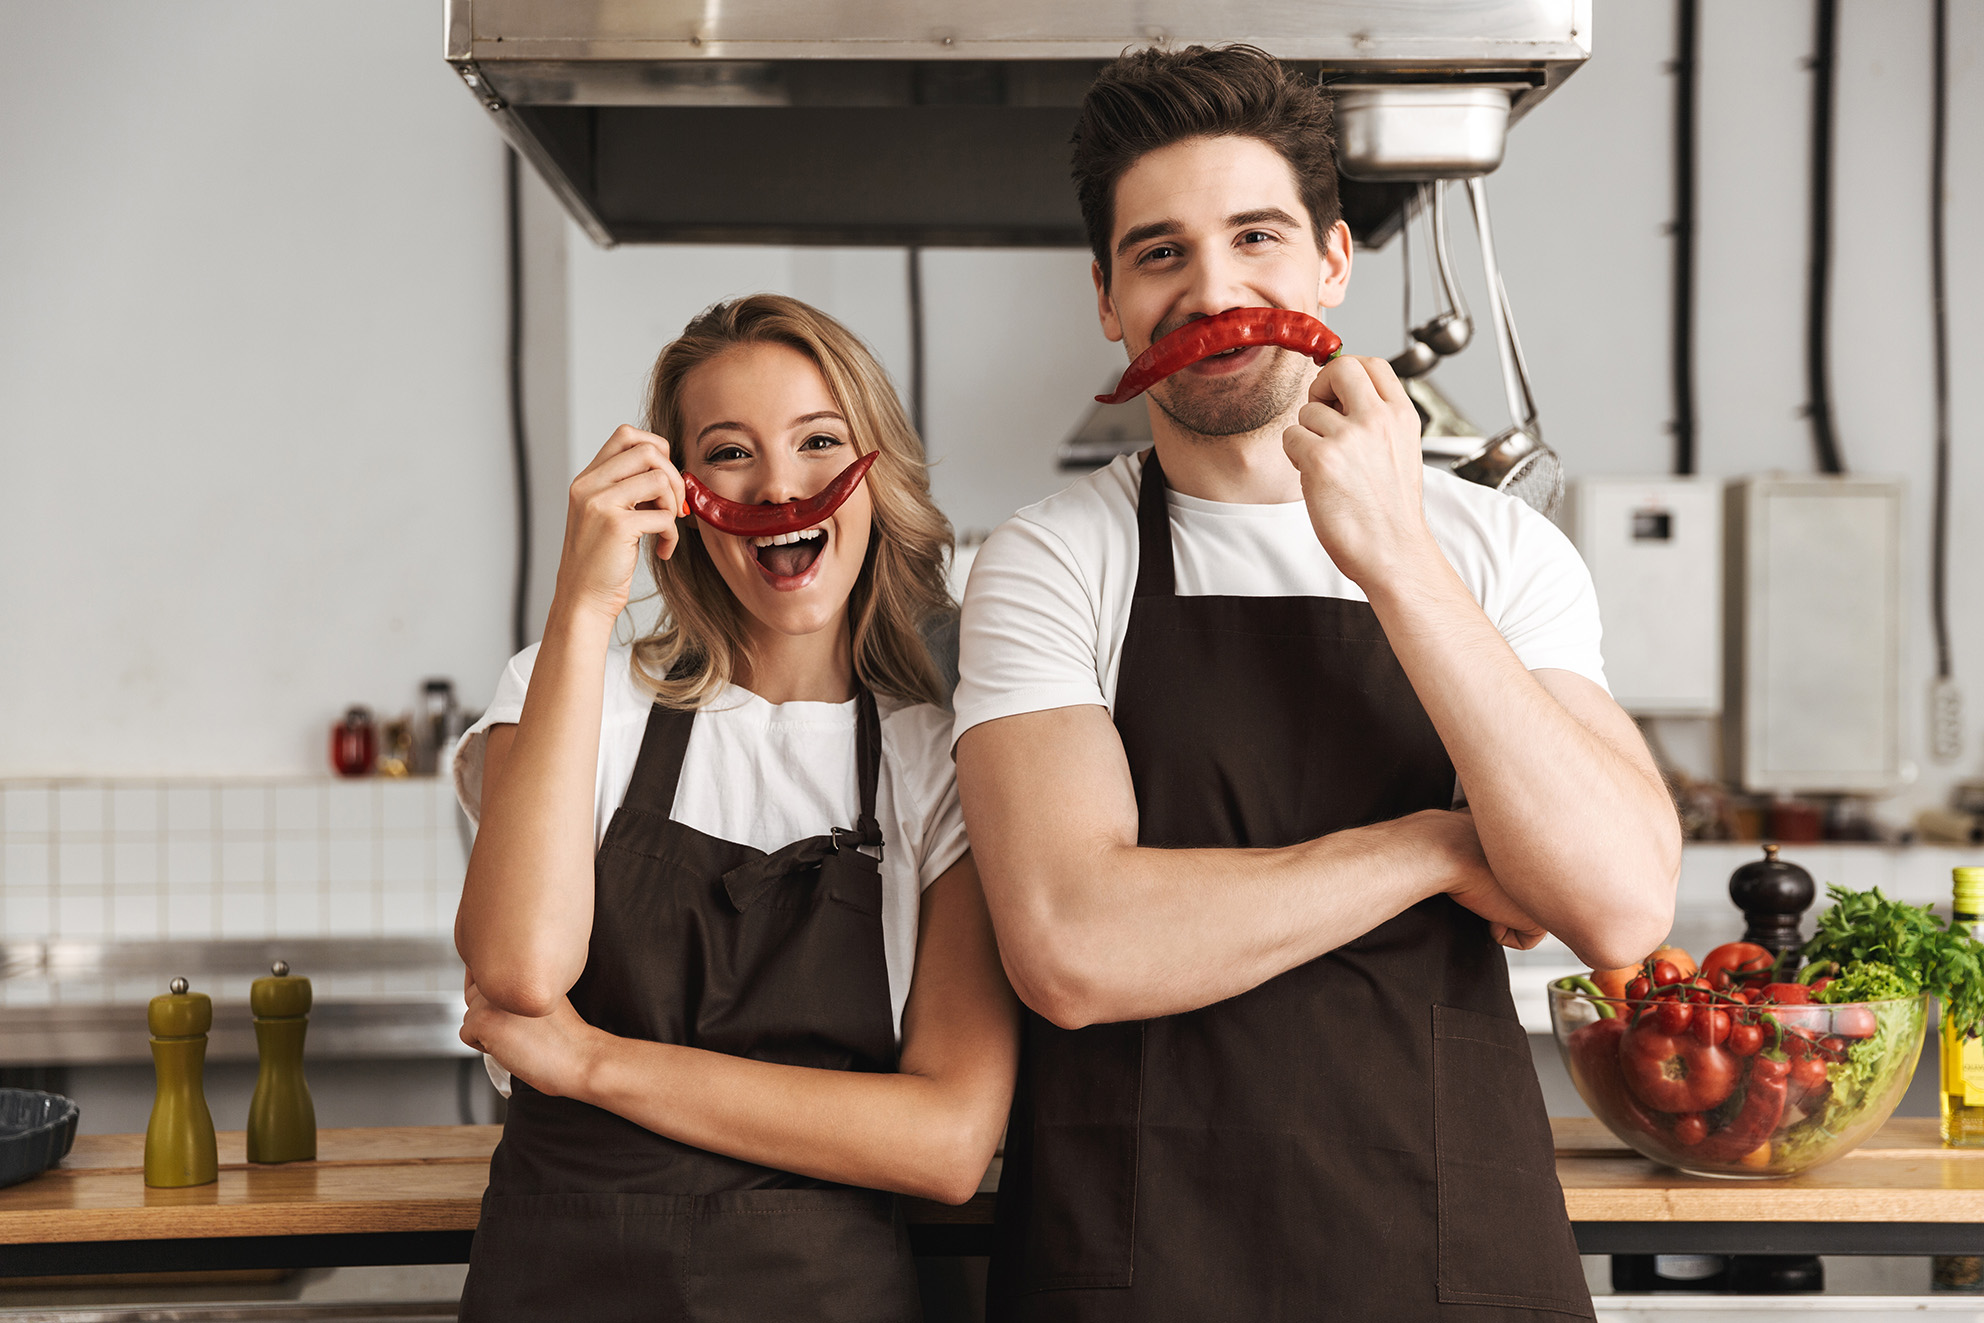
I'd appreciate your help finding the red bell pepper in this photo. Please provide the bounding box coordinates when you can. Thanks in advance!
[1620,1023,1741,1113]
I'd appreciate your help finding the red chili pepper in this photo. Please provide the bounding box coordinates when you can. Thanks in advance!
[681,452,879,539]
[1620,1023,1740,1113]
[1094,308,1343,405]
[1695,1056,1790,1163]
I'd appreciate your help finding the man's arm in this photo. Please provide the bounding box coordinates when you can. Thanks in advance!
[1284,355,1681,971]
[955,704,1534,1029]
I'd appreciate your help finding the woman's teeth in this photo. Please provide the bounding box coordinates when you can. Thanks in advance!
[748,528,825,548]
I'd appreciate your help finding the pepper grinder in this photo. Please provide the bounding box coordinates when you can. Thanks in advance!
[145,977,218,1188]
[247,960,317,1163]
[1728,843,1817,958]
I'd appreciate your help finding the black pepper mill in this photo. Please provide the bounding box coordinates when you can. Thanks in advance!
[1728,843,1817,959]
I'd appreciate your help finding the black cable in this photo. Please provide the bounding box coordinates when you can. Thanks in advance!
[1805,0,1847,474]
[1671,0,1700,476]
[906,246,926,439]
[1931,0,1953,679]
[505,147,533,653]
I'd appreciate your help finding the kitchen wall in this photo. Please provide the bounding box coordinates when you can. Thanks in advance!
[0,2,516,776]
[1,1,1979,829]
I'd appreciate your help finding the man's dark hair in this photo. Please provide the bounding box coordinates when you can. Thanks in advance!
[1071,44,1340,291]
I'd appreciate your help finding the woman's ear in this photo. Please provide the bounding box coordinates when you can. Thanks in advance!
[1093,261,1124,344]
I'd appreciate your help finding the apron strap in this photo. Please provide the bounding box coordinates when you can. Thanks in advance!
[721,685,886,912]
[622,700,696,817]
[1132,449,1177,599]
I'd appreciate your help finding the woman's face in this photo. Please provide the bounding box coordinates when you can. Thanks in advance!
[678,341,874,642]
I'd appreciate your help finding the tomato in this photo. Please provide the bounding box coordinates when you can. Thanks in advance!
[1730,988,1756,1004]
[1654,997,1694,1034]
[1672,1113,1709,1146]
[1683,977,1716,1005]
[1819,1035,1846,1056]
[1651,945,1698,979]
[1692,1007,1730,1047]
[1621,1025,1740,1112]
[1831,1005,1878,1040]
[1759,983,1812,1004]
[1650,959,1683,988]
[1626,975,1651,1001]
[1701,942,1776,987]
[1789,1055,1831,1106]
[1728,1022,1764,1056]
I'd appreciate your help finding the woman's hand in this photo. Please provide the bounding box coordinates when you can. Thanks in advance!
[460,977,608,1100]
[554,425,689,626]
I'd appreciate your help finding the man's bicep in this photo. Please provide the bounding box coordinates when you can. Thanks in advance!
[954,705,1140,941]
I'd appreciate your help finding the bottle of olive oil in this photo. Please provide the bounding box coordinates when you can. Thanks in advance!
[1940,866,1984,1146]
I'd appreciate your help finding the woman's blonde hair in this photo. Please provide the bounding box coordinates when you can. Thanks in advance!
[632,294,954,710]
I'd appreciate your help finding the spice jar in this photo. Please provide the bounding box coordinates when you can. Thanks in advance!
[331,707,376,777]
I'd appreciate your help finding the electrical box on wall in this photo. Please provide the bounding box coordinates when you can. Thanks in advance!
[1724,475,1904,793]
[1567,478,1722,716]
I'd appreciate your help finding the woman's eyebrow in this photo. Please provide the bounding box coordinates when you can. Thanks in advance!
[695,420,753,443]
[790,411,846,429]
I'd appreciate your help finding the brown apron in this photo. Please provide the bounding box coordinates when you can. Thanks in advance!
[460,689,923,1323]
[986,454,1592,1321]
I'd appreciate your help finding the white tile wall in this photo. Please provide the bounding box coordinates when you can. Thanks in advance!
[0,778,468,957]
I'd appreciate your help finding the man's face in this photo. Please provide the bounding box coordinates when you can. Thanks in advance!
[1095,134,1352,438]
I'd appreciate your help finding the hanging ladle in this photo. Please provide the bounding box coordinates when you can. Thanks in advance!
[1390,183,1474,380]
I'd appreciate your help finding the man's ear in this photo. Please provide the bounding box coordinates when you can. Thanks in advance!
[1317,220,1353,311]
[1093,260,1124,343]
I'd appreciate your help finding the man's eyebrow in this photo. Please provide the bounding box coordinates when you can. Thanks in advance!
[1116,219,1182,258]
[1229,207,1304,231]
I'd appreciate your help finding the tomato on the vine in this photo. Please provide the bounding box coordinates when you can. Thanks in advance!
[1727,1022,1764,1056]
[1654,998,1693,1035]
[1692,1007,1730,1047]
[1701,942,1775,988]
[1672,1113,1709,1146]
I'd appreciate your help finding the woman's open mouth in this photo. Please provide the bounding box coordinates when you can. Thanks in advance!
[749,526,826,587]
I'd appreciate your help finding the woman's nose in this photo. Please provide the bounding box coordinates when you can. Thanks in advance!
[748,451,808,505]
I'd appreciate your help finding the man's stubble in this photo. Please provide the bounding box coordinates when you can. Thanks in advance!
[1148,349,1310,442]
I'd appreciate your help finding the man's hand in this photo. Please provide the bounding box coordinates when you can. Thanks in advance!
[1417,808,1549,952]
[1281,354,1439,587]
[460,979,607,1099]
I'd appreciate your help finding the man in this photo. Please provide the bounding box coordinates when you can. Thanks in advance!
[954,45,1681,1321]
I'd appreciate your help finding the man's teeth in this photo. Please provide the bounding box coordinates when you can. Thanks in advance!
[748,528,826,548]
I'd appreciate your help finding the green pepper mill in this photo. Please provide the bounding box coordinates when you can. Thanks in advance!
[144,977,218,1188]
[247,960,317,1163]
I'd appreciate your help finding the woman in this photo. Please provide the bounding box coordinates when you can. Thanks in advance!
[451,295,1019,1322]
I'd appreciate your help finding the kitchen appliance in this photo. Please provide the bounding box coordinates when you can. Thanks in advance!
[1723,475,1905,794]
[1565,476,1722,716]
[443,0,1591,248]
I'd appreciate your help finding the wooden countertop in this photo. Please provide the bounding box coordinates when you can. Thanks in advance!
[6,1117,1984,1247]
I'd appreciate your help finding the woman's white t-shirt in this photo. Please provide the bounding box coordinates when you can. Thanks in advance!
[953,453,1608,742]
[454,644,971,1070]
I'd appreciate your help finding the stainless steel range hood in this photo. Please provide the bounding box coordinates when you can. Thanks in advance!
[444,0,1590,247]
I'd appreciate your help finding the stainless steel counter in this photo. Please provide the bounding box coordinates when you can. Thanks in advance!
[0,939,471,1066]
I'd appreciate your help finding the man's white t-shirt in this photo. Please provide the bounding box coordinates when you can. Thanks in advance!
[455,643,971,1059]
[953,453,1607,743]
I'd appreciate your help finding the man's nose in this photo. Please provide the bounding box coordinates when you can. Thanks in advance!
[1176,246,1251,323]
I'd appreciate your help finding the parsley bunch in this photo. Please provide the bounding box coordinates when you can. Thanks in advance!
[1802,885,1984,1038]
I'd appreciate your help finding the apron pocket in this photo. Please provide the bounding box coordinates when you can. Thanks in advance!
[461,1191,693,1323]
[1432,1004,1594,1318]
[684,1187,921,1323]
[1011,1018,1143,1292]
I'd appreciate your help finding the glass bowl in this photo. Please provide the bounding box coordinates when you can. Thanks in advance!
[1548,986,1926,1178]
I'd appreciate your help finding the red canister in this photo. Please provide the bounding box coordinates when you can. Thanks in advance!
[330,707,376,777]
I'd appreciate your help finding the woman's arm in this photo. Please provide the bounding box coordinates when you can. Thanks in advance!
[454,426,685,1016]
[461,854,1021,1206]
